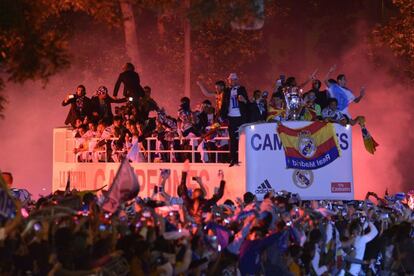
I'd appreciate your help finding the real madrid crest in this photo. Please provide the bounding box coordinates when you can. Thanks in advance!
[297,130,316,159]
[292,169,314,188]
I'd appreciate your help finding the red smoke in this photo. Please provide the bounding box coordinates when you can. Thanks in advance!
[338,24,413,198]
[0,16,412,200]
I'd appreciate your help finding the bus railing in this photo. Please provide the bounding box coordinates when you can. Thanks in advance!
[68,136,230,163]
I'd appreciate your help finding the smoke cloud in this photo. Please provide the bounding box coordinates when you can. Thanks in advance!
[335,23,414,198]
[0,10,412,199]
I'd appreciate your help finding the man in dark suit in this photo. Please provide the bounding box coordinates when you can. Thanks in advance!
[248,89,267,123]
[62,85,92,127]
[220,73,249,166]
[113,62,145,100]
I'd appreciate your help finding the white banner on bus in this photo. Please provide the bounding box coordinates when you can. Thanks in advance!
[240,122,354,200]
[52,162,246,201]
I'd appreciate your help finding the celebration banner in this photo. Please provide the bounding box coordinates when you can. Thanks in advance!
[241,122,353,200]
[277,122,340,170]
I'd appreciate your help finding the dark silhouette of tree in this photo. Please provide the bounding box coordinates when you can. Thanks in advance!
[373,0,414,80]
[0,0,124,117]
[0,0,272,116]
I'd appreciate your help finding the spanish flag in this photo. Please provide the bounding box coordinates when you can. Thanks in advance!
[277,122,340,170]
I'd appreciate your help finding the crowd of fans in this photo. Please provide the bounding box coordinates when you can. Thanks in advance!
[1,169,413,275]
[38,63,402,275]
[63,64,365,165]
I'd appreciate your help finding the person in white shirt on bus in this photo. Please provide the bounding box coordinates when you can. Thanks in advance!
[219,73,249,167]
[324,65,365,118]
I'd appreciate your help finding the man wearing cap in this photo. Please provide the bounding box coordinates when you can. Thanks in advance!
[90,86,127,125]
[220,73,249,166]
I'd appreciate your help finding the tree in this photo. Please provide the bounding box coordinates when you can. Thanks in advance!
[143,0,277,91]
[119,0,142,71]
[0,0,133,116]
[373,0,414,80]
[0,0,274,115]
[0,0,121,84]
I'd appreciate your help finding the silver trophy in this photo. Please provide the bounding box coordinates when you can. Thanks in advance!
[283,86,303,120]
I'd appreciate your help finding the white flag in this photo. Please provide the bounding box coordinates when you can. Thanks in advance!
[197,140,209,163]
[102,159,140,213]
[127,141,146,162]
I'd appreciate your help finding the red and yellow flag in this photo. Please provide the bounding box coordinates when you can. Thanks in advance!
[277,122,340,170]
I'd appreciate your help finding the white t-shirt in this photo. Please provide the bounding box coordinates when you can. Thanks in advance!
[312,244,328,275]
[322,107,347,121]
[349,222,378,275]
[228,87,241,117]
[328,85,355,117]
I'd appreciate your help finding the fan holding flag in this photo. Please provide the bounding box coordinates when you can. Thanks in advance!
[324,65,365,118]
[321,66,378,154]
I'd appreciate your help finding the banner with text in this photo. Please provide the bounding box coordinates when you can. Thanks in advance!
[277,122,340,170]
[52,162,246,201]
[241,122,353,200]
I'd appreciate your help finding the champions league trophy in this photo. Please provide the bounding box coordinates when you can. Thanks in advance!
[283,86,303,120]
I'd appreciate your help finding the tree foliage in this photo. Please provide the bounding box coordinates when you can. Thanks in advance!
[0,0,123,115]
[373,0,414,80]
[141,0,277,91]
[1,1,68,84]
[0,0,273,115]
[0,0,121,84]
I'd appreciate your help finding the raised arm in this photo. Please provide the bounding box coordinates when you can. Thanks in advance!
[178,171,190,203]
[62,95,75,106]
[363,192,377,211]
[298,68,318,89]
[209,170,226,203]
[324,64,336,87]
[361,221,378,243]
[196,81,215,98]
[159,169,171,202]
[108,96,128,104]
[210,180,225,203]
[353,86,365,103]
